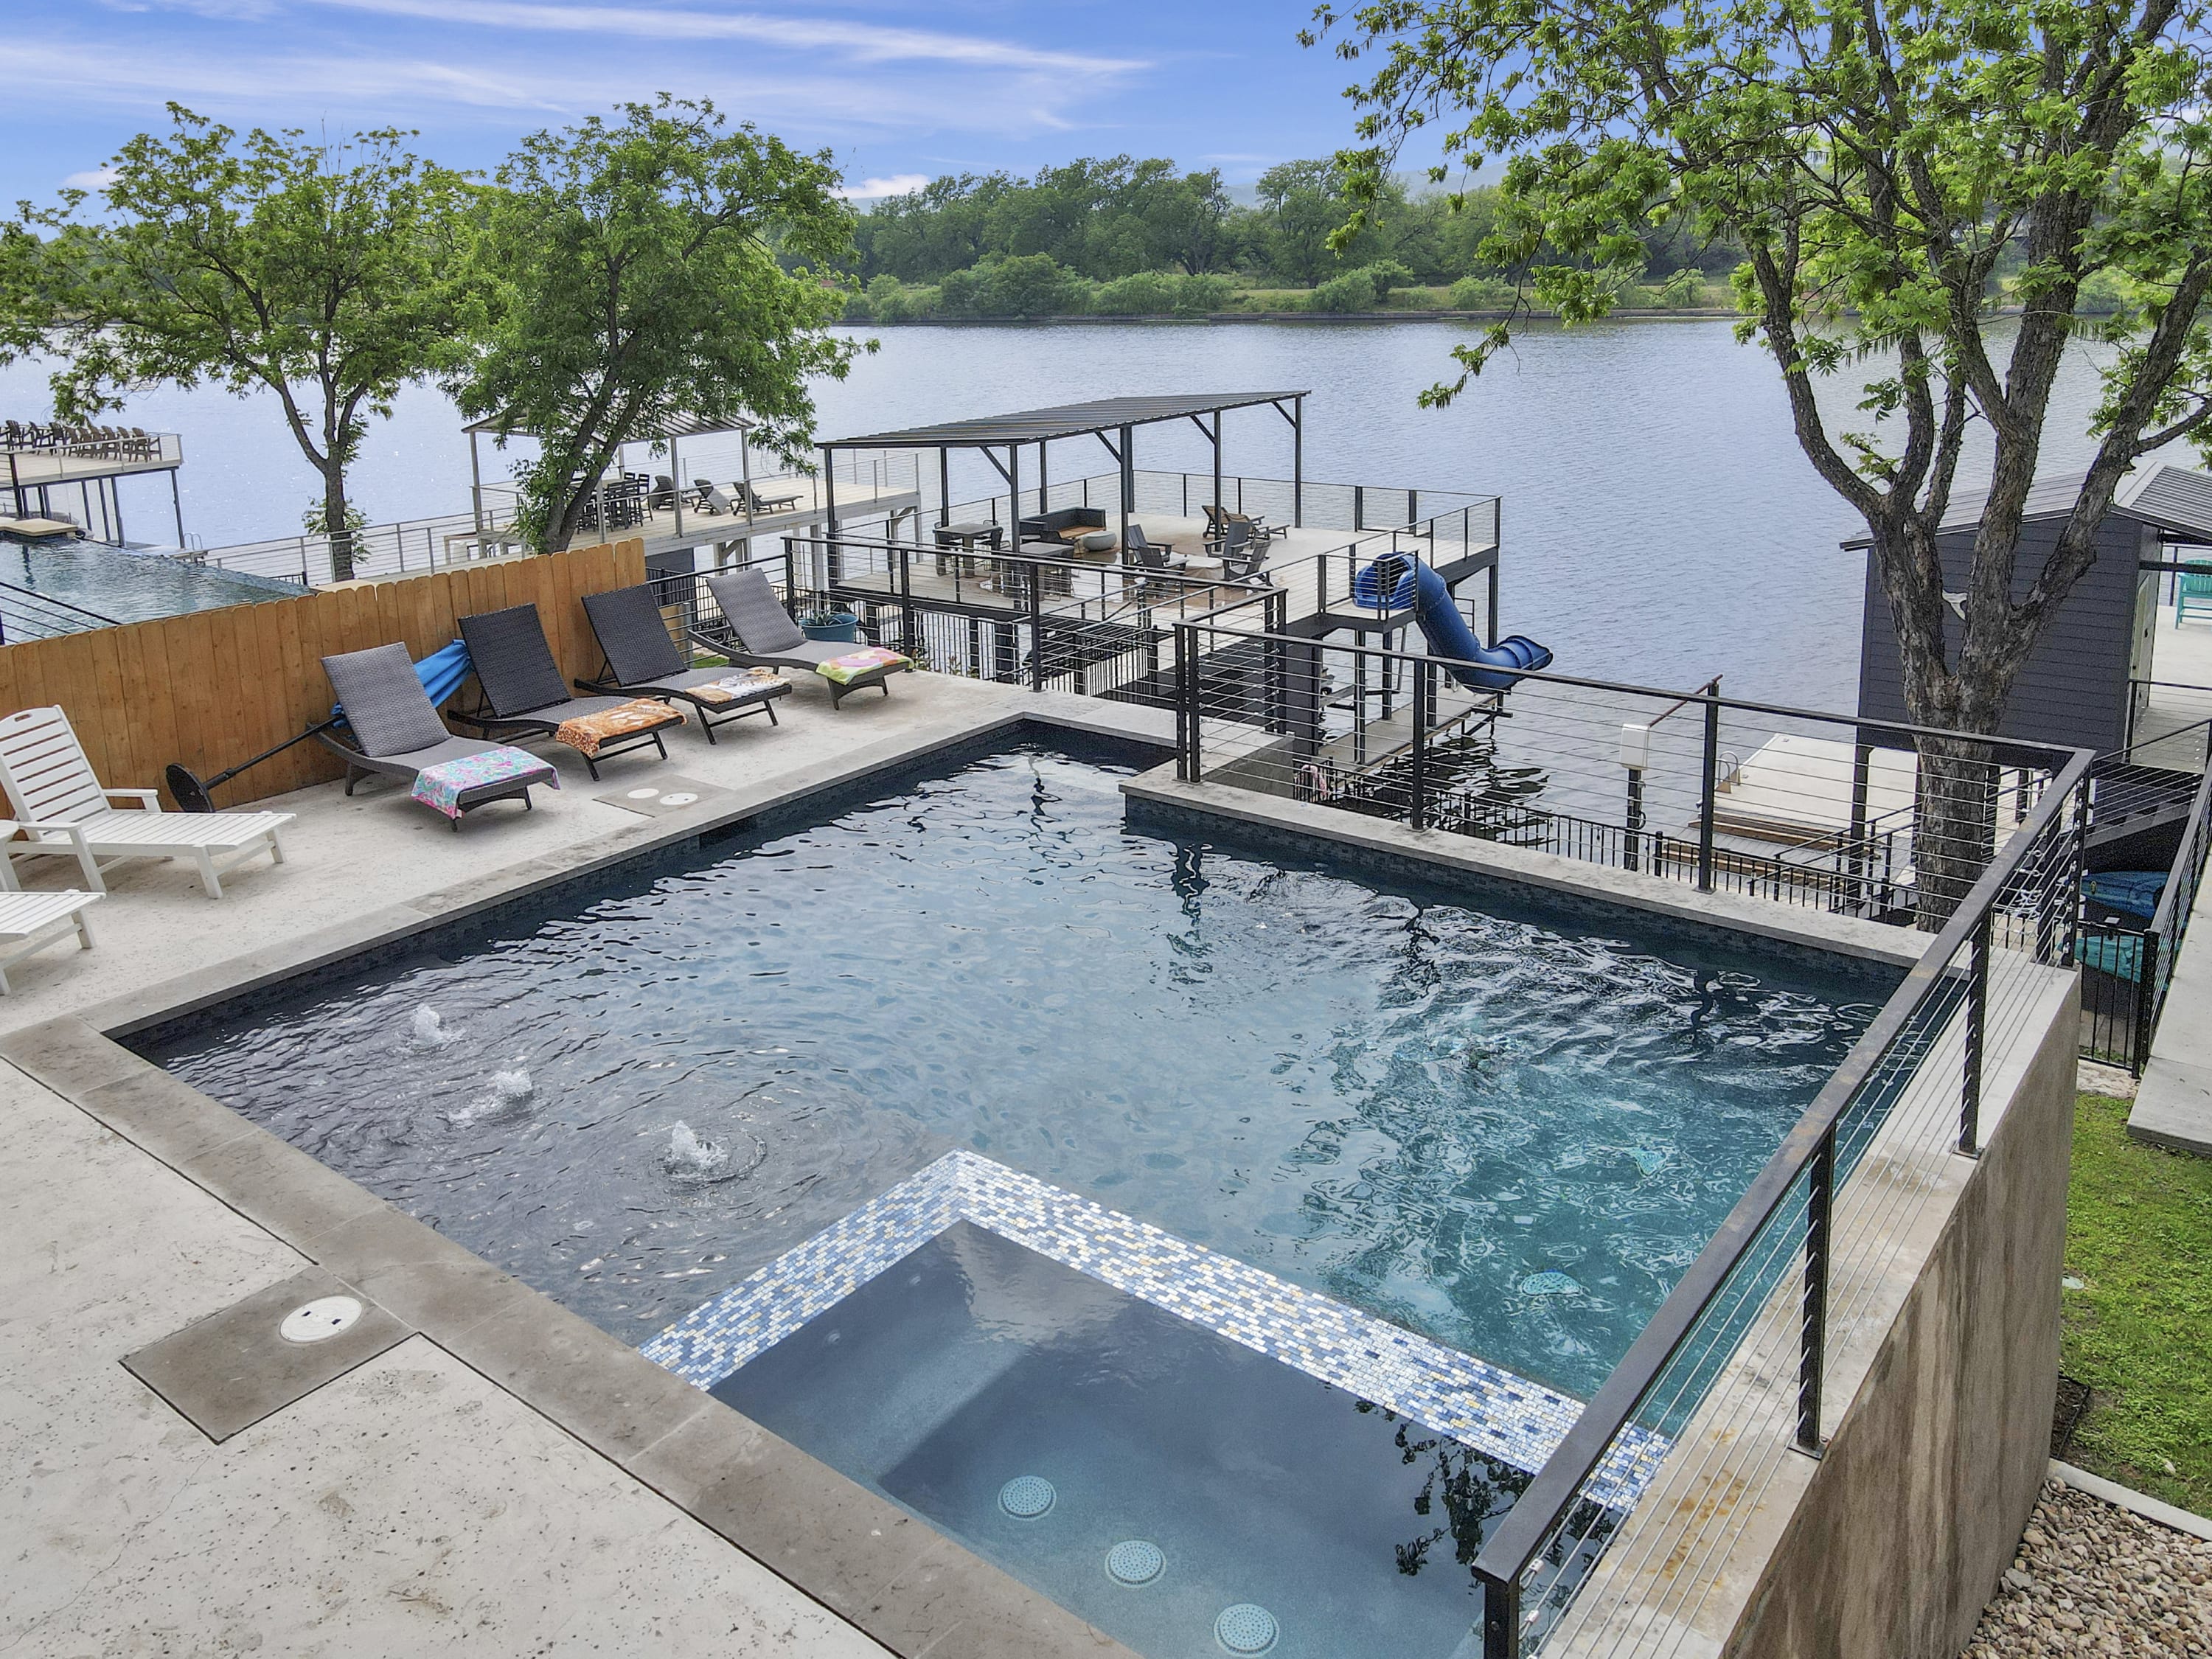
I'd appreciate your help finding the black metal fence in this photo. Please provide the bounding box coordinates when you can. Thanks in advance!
[644,536,1281,703]
[1169,617,2060,926]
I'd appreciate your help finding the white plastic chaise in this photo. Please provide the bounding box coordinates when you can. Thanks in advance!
[0,820,100,991]
[0,706,293,899]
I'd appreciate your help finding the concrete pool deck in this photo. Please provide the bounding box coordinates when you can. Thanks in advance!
[1,667,1163,1659]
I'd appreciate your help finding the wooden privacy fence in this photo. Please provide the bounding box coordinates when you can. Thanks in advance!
[0,540,647,810]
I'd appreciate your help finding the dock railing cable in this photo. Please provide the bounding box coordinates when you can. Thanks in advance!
[1169,618,2062,921]
[2124,760,2212,1073]
[0,578,123,644]
[1162,615,2090,1652]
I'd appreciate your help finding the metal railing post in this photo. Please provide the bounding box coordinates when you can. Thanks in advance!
[2134,928,2164,1076]
[1697,692,1722,892]
[1028,561,1046,691]
[1479,1571,1520,1659]
[1624,766,1646,873]
[1960,912,1992,1155]
[1796,1123,1835,1455]
[1175,622,1200,781]
[899,543,916,658]
[1411,659,1433,831]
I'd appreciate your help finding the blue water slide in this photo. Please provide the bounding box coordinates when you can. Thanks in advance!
[1350,554,1553,690]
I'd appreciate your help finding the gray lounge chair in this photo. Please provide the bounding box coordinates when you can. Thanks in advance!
[737,479,803,514]
[579,582,791,742]
[1124,524,1186,572]
[1215,518,1269,580]
[701,568,910,711]
[319,644,557,827]
[457,604,683,780]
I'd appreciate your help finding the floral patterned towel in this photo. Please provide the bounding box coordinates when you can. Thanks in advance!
[554,699,684,757]
[690,669,787,706]
[410,747,560,820]
[815,647,911,686]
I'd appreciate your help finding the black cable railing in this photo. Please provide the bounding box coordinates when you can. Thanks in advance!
[0,578,121,644]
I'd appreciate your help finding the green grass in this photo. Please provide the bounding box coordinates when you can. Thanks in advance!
[2061,1092,2212,1514]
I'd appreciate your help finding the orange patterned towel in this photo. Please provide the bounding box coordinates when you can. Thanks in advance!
[554,699,684,757]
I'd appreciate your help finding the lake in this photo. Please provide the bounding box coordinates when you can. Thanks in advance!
[0,318,2147,712]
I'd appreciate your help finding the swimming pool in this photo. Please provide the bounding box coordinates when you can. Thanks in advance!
[0,535,301,627]
[143,735,1893,1650]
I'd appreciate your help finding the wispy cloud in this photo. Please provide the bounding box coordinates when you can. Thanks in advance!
[62,167,123,189]
[299,0,1148,73]
[2,29,1102,140]
[838,172,929,201]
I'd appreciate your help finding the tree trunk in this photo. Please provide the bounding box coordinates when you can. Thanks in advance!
[323,468,355,583]
[1865,521,2025,930]
[1911,734,2003,925]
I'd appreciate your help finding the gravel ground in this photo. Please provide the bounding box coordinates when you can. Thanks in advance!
[1961,1477,2212,1657]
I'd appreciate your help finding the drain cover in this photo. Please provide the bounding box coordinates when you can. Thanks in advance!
[625,787,661,800]
[1215,1604,1278,1655]
[998,1475,1056,1519]
[1105,1540,1164,1586]
[278,1295,365,1345]
[658,791,700,807]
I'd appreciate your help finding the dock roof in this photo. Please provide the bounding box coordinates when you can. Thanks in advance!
[822,392,1307,451]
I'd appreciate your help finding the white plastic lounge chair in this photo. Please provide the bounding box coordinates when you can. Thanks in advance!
[0,829,99,992]
[0,706,293,899]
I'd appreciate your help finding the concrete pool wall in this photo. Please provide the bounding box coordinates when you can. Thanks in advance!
[0,679,2077,1659]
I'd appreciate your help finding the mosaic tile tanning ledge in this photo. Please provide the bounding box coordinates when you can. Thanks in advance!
[641,1149,1670,1505]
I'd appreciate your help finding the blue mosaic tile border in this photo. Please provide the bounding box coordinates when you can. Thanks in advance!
[641,1150,1668,1507]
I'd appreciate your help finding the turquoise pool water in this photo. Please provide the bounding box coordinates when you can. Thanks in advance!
[145,736,1890,1399]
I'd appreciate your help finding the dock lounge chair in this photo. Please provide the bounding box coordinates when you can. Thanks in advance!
[0,838,99,992]
[1203,504,1279,548]
[579,582,791,742]
[0,706,292,899]
[737,480,804,514]
[457,604,684,779]
[701,568,911,710]
[320,644,559,827]
[1123,524,1186,573]
[693,480,740,515]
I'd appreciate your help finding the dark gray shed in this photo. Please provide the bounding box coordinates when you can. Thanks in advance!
[1851,462,2212,753]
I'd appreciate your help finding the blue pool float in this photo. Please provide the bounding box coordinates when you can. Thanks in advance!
[2081,870,2166,922]
[1350,553,1553,690]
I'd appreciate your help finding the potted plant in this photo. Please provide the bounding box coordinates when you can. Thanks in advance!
[796,606,859,644]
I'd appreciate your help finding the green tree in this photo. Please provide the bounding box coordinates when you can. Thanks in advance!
[456,97,859,553]
[1318,0,2212,911]
[1256,159,1357,285]
[0,105,476,578]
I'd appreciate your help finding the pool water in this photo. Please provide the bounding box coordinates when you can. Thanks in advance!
[0,535,299,627]
[719,1220,1528,1659]
[146,737,1889,1399]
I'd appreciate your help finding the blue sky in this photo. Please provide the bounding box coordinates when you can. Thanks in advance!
[3,1,1401,206]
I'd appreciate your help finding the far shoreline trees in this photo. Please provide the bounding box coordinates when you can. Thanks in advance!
[839,153,1743,322]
